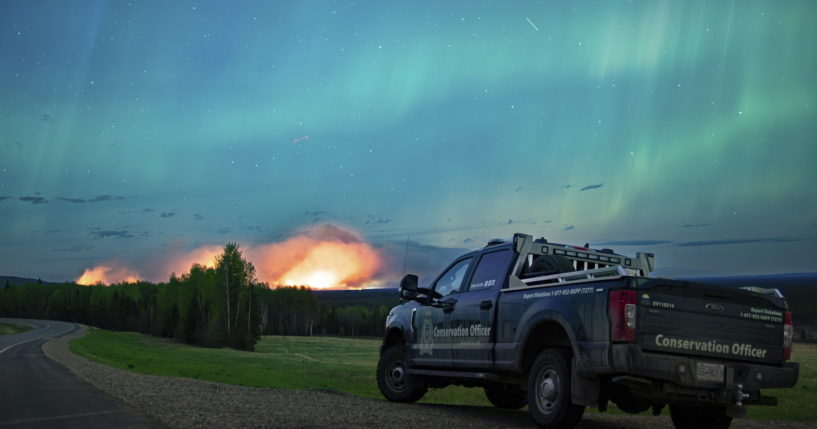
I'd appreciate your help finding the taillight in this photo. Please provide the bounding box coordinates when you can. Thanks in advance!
[783,311,793,360]
[609,289,637,342]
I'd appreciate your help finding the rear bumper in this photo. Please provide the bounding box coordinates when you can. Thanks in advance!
[610,344,798,404]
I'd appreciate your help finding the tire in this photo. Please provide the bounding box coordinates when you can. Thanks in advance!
[376,345,426,403]
[528,255,575,277]
[484,385,527,409]
[527,348,585,428]
[669,404,732,429]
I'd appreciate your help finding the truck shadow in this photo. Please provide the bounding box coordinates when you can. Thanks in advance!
[415,403,649,428]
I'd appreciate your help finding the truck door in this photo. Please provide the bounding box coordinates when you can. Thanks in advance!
[449,248,512,369]
[409,256,474,368]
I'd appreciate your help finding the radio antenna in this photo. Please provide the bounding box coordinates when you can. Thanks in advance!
[402,236,410,274]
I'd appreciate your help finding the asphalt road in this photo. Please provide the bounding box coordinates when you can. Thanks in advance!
[0,318,161,428]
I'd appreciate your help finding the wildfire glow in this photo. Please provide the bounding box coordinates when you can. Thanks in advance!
[73,225,383,289]
[167,245,222,274]
[76,265,141,285]
[252,225,382,289]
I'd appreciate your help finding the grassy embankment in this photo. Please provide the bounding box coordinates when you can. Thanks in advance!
[70,328,816,421]
[0,322,34,336]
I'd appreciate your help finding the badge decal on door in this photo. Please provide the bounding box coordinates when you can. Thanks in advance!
[418,312,434,356]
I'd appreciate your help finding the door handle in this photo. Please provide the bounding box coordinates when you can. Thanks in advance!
[480,300,493,310]
[442,299,457,313]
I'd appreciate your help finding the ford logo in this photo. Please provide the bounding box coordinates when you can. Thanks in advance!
[705,303,725,312]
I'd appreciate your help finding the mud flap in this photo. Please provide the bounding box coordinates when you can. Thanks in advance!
[571,358,599,407]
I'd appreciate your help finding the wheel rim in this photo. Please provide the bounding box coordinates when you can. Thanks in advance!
[536,367,560,414]
[386,358,407,392]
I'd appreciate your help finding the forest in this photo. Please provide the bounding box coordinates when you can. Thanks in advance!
[0,243,394,350]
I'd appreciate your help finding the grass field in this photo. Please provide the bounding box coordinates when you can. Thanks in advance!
[0,322,34,336]
[70,328,816,421]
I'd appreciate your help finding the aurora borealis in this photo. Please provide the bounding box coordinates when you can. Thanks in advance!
[1,1,815,284]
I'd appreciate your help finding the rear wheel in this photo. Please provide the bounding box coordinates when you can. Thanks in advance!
[669,404,732,429]
[484,385,527,409]
[527,348,585,428]
[376,345,426,403]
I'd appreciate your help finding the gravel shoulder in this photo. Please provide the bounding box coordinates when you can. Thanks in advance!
[42,325,811,429]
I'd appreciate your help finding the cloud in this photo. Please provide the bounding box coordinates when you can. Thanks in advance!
[364,214,392,225]
[90,229,134,239]
[57,195,129,203]
[563,225,575,231]
[19,196,48,204]
[52,245,91,253]
[681,223,712,228]
[89,195,127,202]
[193,213,204,220]
[0,196,11,202]
[677,238,801,247]
[160,212,176,218]
[301,223,362,243]
[507,219,513,224]
[365,218,392,225]
[57,197,87,203]
[580,183,604,191]
[41,113,51,121]
[116,207,155,216]
[594,240,673,246]
[217,227,231,234]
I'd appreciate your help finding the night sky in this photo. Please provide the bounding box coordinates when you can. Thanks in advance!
[1,1,815,285]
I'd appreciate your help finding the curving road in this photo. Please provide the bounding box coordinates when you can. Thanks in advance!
[0,318,161,428]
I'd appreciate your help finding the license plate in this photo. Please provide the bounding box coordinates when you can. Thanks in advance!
[695,362,725,383]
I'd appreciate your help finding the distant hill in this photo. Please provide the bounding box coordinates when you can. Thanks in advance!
[0,276,51,286]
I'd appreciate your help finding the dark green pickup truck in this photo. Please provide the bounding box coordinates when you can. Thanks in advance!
[377,233,799,428]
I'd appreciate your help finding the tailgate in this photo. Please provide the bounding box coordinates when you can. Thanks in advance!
[636,281,787,364]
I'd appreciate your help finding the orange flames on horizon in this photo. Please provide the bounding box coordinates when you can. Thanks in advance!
[75,225,383,289]
[251,232,382,289]
[167,245,222,273]
[76,265,141,285]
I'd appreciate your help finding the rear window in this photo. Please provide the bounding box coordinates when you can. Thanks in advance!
[468,249,511,292]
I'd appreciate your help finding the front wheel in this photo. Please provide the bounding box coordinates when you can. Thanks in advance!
[669,404,732,429]
[527,348,585,428]
[376,345,426,402]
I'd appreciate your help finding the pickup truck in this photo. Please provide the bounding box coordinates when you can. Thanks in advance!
[376,234,799,428]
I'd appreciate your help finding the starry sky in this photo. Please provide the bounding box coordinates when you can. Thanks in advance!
[1,0,816,284]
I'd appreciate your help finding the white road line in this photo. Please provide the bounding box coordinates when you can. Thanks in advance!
[0,338,40,355]
[0,410,123,426]
[0,322,55,355]
[0,338,41,355]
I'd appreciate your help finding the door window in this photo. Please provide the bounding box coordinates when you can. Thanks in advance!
[434,258,472,297]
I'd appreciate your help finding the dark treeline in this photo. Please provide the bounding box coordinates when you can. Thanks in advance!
[0,244,393,350]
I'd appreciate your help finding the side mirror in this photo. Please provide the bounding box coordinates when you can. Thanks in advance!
[399,274,419,302]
